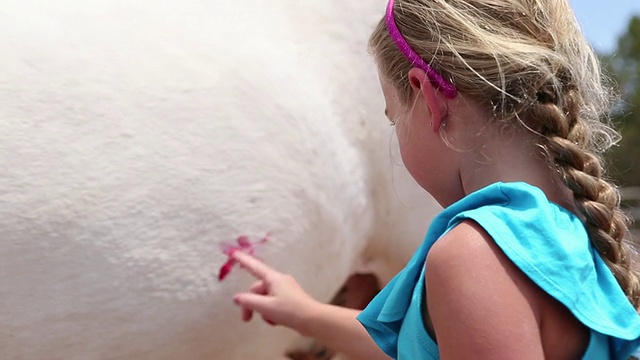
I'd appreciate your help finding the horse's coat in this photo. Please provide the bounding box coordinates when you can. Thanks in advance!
[0,1,441,358]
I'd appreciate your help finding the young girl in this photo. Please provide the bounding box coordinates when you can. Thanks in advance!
[231,0,640,358]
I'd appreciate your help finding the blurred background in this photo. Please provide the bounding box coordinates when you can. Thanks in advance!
[570,1,640,233]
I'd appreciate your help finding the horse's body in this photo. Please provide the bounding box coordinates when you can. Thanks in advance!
[0,1,440,358]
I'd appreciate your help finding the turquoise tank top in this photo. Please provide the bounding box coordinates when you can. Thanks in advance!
[358,182,640,359]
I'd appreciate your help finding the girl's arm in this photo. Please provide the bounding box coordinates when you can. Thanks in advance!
[300,303,391,360]
[232,251,391,360]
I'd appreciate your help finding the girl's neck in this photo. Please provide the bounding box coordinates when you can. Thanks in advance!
[457,130,576,212]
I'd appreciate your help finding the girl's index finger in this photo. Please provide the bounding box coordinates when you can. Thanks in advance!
[231,251,274,280]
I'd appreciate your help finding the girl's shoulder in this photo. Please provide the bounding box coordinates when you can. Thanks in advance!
[435,181,640,359]
[426,219,585,359]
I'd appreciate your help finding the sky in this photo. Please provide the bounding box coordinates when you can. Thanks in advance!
[569,1,640,54]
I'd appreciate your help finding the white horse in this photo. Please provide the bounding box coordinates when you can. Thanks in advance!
[0,1,441,359]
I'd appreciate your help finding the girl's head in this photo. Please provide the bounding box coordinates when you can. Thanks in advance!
[370,0,640,309]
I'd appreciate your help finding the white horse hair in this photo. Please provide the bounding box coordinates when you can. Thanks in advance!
[0,1,441,358]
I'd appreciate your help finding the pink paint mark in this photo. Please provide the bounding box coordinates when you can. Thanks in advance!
[218,233,270,281]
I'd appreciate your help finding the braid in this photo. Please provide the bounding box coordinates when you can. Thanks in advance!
[531,87,640,309]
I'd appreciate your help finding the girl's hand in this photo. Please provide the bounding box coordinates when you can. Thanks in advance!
[232,251,320,336]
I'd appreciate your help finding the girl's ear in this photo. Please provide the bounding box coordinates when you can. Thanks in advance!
[408,68,448,132]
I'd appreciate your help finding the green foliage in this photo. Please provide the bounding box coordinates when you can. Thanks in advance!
[603,16,640,187]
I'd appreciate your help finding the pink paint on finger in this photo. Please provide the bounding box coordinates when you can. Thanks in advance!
[218,233,270,281]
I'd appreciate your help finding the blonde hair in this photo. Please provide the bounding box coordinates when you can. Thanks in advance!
[370,0,640,309]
